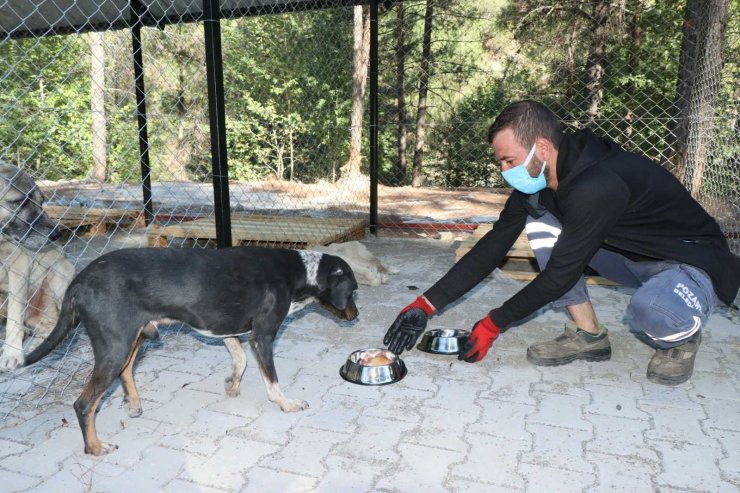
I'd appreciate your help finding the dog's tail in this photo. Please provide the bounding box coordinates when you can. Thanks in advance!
[24,282,79,366]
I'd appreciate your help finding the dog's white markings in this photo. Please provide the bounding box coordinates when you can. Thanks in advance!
[0,247,32,371]
[147,318,246,339]
[191,327,250,338]
[298,250,322,286]
[260,372,309,412]
[288,297,316,315]
[223,337,246,397]
[0,343,23,370]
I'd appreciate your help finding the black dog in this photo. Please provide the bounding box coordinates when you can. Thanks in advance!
[25,246,358,455]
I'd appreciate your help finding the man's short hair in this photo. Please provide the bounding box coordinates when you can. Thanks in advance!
[487,100,563,149]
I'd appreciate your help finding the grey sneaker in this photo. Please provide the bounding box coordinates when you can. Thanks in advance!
[646,333,701,386]
[527,322,611,366]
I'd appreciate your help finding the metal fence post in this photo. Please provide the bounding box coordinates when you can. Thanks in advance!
[203,0,232,248]
[131,0,154,226]
[369,0,379,235]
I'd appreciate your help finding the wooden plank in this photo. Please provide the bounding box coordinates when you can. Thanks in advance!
[456,223,618,286]
[147,215,367,249]
[44,205,145,236]
[151,218,361,242]
[456,223,533,261]
[502,270,619,286]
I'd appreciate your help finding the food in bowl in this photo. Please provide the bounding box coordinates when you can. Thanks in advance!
[360,353,394,366]
[357,349,393,366]
[340,348,407,385]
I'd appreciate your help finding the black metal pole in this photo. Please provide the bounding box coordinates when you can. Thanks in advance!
[369,0,379,235]
[131,0,153,226]
[203,0,232,248]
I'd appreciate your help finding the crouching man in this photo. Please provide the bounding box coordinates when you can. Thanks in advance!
[384,100,740,385]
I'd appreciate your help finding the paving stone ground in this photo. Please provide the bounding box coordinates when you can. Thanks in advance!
[1,236,738,492]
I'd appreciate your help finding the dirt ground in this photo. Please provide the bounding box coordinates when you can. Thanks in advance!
[41,178,737,251]
[43,178,511,224]
[375,185,510,223]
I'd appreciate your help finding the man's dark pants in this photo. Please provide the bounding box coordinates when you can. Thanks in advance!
[525,212,716,348]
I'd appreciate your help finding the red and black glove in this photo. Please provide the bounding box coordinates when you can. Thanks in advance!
[458,314,501,363]
[383,296,436,355]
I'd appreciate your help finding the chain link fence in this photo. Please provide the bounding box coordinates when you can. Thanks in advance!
[378,0,738,251]
[0,0,368,413]
[0,0,738,412]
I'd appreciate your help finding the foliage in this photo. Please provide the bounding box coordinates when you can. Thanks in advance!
[221,10,352,182]
[425,84,508,187]
[0,35,91,179]
[0,0,736,205]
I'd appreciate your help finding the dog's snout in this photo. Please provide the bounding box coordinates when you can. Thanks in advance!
[48,227,61,242]
[343,298,359,321]
[29,208,60,244]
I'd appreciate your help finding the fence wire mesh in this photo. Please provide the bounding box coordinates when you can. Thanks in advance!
[377,0,738,248]
[0,0,738,413]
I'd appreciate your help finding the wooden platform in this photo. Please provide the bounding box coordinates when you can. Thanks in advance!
[456,223,533,261]
[44,205,145,237]
[456,223,617,285]
[147,214,367,248]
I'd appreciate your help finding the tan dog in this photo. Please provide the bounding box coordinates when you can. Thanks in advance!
[0,162,75,370]
[314,241,398,286]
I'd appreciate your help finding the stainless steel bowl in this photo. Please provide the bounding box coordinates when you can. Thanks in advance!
[417,329,470,354]
[339,348,407,386]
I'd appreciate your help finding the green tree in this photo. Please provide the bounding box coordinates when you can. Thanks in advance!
[221,10,352,183]
[0,35,91,179]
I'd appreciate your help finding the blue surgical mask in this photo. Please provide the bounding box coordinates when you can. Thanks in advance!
[501,144,547,194]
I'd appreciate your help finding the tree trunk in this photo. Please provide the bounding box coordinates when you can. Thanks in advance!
[341,5,370,181]
[289,114,295,182]
[582,0,611,126]
[175,66,190,181]
[624,9,641,145]
[35,78,45,171]
[411,0,435,188]
[395,1,408,185]
[686,0,729,196]
[566,29,578,101]
[665,0,701,180]
[90,31,107,182]
[174,26,192,181]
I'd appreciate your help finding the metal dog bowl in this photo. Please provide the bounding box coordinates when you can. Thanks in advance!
[417,329,470,354]
[339,348,407,386]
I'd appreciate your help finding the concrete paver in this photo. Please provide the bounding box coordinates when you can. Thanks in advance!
[453,431,529,490]
[587,452,657,493]
[0,236,738,492]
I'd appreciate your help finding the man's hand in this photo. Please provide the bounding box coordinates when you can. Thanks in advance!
[383,296,436,355]
[458,314,501,362]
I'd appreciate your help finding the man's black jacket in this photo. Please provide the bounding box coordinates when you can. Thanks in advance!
[424,129,740,329]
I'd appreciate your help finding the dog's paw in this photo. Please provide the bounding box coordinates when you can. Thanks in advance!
[124,399,142,418]
[86,441,119,456]
[367,277,382,287]
[224,377,240,398]
[279,398,309,413]
[0,347,24,371]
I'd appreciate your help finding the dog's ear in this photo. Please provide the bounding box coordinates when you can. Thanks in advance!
[320,255,357,310]
[328,265,344,279]
[327,265,349,310]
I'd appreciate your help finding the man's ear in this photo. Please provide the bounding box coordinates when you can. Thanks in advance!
[535,137,555,163]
